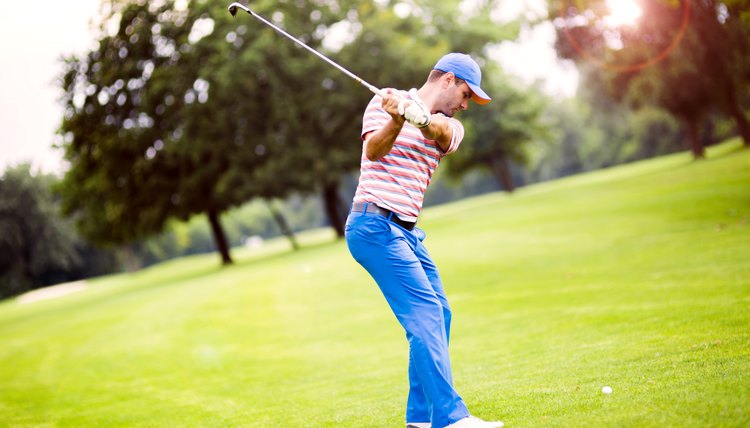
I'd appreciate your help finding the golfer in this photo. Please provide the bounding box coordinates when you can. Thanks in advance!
[345,53,503,428]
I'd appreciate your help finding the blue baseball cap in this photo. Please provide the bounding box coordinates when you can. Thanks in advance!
[433,53,491,105]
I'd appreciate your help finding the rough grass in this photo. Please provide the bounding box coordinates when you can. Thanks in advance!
[1,139,748,427]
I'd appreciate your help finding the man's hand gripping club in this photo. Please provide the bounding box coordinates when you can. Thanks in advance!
[365,88,451,161]
[398,89,431,128]
[380,89,431,128]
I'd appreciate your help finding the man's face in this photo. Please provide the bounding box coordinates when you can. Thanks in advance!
[434,75,472,117]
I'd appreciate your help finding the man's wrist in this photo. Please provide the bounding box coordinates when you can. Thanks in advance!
[390,114,406,127]
[418,114,443,140]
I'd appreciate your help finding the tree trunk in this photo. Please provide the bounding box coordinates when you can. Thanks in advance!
[685,118,706,159]
[120,244,140,273]
[489,155,516,192]
[265,200,299,251]
[207,208,233,265]
[726,86,750,147]
[322,181,346,238]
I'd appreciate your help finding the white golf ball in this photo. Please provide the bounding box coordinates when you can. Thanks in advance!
[602,386,613,394]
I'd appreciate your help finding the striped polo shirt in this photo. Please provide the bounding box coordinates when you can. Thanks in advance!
[353,90,465,222]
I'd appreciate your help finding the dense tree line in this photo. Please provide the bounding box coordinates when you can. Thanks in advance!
[0,165,118,298]
[0,165,326,298]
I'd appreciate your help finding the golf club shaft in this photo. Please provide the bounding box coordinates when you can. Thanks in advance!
[228,2,386,98]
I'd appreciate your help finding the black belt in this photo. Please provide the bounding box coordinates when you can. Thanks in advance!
[351,203,416,231]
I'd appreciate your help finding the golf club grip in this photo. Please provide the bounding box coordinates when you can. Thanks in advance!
[365,84,387,99]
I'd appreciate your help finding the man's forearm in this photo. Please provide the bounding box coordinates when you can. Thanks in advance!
[365,117,405,161]
[419,114,452,152]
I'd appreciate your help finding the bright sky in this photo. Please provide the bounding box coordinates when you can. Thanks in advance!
[0,0,101,175]
[488,0,579,97]
[0,0,577,176]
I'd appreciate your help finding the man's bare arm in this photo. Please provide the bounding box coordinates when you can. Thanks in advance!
[365,91,455,159]
[364,90,406,161]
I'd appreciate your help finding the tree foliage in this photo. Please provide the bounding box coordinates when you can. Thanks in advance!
[281,0,518,234]
[530,92,685,183]
[446,68,552,191]
[58,0,525,264]
[549,0,750,158]
[0,166,80,298]
[58,0,320,264]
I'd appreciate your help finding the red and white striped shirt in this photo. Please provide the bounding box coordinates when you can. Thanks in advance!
[353,90,465,222]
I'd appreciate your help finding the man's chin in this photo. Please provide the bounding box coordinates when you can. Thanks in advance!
[437,110,454,118]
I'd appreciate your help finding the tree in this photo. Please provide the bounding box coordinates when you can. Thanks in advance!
[445,69,551,191]
[576,67,685,167]
[710,0,750,144]
[58,1,203,258]
[277,0,519,235]
[58,0,524,264]
[549,0,750,159]
[58,0,337,264]
[530,98,590,181]
[264,1,464,237]
[0,165,80,298]
[405,0,537,191]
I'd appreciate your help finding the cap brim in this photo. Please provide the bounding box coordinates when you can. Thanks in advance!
[467,82,491,105]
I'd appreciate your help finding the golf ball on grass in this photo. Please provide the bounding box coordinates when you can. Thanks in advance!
[602,386,613,394]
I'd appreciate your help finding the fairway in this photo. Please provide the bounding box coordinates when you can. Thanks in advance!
[1,140,748,427]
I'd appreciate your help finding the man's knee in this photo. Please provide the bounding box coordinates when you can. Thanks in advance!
[402,304,446,340]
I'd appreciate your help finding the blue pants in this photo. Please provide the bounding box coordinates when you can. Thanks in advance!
[345,206,470,427]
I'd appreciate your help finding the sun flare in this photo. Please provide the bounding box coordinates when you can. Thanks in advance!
[605,0,643,27]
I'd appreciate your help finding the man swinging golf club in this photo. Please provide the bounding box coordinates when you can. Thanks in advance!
[227,6,499,425]
[345,53,503,428]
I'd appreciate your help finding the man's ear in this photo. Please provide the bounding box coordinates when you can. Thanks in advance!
[442,72,455,88]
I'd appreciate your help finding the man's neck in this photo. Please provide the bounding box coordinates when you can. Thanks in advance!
[416,85,436,114]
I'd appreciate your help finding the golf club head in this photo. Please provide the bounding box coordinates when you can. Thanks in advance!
[227,2,248,17]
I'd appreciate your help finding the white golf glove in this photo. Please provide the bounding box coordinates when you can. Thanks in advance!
[397,89,431,128]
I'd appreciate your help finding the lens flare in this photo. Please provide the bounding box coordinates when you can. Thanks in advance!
[605,0,643,27]
[558,0,691,73]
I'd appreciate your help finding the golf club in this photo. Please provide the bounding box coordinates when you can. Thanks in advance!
[227,2,386,98]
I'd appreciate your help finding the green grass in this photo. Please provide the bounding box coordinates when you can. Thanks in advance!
[1,140,749,427]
